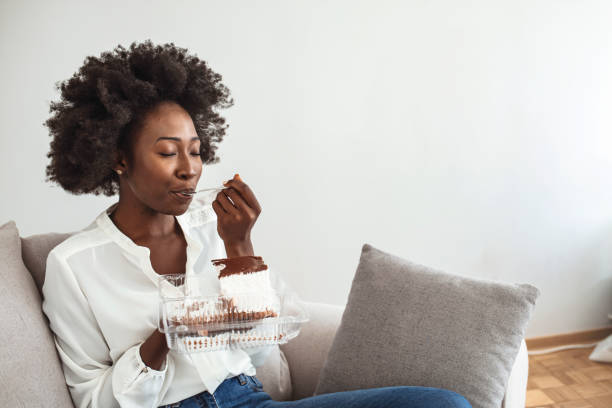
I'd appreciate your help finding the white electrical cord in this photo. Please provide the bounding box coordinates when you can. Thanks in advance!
[527,342,600,355]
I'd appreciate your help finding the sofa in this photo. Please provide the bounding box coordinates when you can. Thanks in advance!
[1,224,529,407]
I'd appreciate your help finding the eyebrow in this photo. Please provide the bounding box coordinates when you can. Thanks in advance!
[155,136,200,143]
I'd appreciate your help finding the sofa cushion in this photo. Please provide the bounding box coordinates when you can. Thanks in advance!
[0,221,74,407]
[314,243,540,408]
[279,302,344,400]
[21,232,73,294]
[256,345,293,401]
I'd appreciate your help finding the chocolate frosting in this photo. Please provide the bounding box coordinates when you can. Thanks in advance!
[211,255,269,278]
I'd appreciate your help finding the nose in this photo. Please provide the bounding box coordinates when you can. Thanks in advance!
[176,152,201,180]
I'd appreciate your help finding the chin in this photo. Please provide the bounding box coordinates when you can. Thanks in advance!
[164,192,194,215]
[166,203,191,216]
[149,200,191,217]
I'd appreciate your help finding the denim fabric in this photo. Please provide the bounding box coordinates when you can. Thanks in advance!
[159,374,472,408]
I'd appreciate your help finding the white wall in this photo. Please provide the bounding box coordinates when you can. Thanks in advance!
[1,0,611,338]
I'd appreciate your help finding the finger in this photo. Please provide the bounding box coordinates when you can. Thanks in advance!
[211,198,228,215]
[224,173,243,185]
[224,188,256,218]
[217,190,239,215]
[223,178,262,213]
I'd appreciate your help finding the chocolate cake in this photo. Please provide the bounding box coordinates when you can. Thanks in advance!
[167,256,280,334]
[210,255,280,321]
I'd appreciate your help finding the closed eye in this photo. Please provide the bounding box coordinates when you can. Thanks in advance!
[159,153,201,157]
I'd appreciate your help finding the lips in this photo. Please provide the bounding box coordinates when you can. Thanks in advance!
[171,190,195,201]
[171,186,195,194]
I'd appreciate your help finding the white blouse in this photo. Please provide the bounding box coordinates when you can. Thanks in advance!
[42,196,281,408]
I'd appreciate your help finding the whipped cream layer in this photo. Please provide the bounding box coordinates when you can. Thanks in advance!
[211,255,281,318]
[218,269,280,315]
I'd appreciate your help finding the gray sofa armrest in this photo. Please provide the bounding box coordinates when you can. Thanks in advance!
[279,301,344,400]
[280,301,529,407]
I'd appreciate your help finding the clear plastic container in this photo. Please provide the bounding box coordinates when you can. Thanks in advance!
[158,273,309,353]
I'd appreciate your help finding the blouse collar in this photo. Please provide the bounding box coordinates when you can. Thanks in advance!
[96,202,204,287]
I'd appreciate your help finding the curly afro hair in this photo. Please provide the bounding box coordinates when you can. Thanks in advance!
[44,39,233,196]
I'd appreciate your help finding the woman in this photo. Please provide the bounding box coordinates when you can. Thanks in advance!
[42,40,471,408]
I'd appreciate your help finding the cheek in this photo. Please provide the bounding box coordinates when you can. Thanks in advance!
[135,157,174,188]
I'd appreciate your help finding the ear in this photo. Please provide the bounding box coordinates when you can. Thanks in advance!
[114,150,129,174]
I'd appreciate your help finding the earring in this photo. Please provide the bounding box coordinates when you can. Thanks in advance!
[116,169,123,175]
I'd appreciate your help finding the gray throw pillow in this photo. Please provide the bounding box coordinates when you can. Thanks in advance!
[314,243,540,408]
[0,221,75,407]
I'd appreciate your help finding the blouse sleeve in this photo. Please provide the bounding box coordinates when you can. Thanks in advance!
[42,249,169,408]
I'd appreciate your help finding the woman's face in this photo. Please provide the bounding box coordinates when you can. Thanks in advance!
[118,101,203,215]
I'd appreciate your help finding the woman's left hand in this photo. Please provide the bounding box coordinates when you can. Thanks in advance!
[212,174,262,255]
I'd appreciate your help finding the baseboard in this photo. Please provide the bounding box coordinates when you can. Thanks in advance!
[526,326,612,350]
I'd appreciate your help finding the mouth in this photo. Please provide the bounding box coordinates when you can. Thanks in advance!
[171,190,195,200]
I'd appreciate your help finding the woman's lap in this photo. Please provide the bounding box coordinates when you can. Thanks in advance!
[161,374,472,408]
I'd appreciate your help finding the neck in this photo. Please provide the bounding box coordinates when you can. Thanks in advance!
[109,195,179,244]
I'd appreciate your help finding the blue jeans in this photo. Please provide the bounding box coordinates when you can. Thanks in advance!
[160,374,472,408]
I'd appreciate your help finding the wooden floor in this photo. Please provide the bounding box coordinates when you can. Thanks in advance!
[526,346,612,407]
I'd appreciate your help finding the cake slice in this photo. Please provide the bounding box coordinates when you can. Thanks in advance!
[211,255,280,321]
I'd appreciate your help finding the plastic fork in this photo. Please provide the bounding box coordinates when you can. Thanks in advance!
[193,186,226,195]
